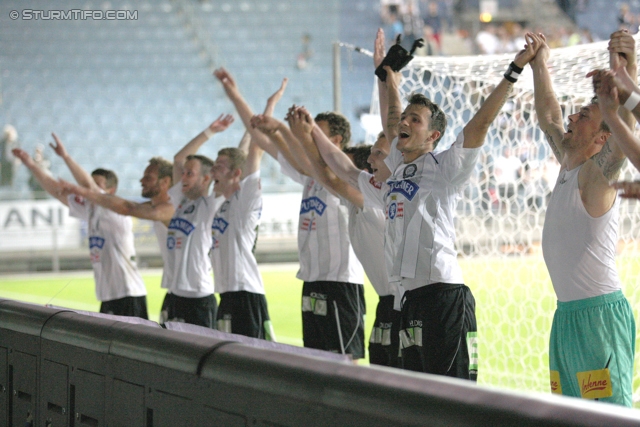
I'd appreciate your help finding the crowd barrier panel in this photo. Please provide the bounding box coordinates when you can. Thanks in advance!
[1,300,640,427]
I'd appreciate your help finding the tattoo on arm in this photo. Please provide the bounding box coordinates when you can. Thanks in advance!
[387,106,401,132]
[545,131,562,160]
[595,142,626,180]
[488,84,513,123]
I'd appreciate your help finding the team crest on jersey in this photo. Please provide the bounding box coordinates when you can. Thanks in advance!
[167,236,176,250]
[89,236,105,249]
[300,196,326,215]
[387,179,419,201]
[212,217,229,234]
[403,164,417,178]
[168,218,195,235]
[387,201,404,219]
[368,176,382,189]
[183,204,195,214]
[300,217,317,231]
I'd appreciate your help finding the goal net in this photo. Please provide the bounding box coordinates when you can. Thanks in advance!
[369,39,640,398]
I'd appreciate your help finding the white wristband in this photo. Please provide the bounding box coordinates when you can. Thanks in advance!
[623,90,640,112]
[203,127,214,138]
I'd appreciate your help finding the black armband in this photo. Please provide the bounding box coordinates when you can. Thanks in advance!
[503,61,523,83]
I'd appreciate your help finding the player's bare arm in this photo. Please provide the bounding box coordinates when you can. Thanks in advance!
[13,148,70,205]
[251,113,310,176]
[291,107,364,206]
[463,35,539,148]
[375,28,390,149]
[530,33,566,162]
[173,114,234,184]
[50,132,100,192]
[215,67,287,160]
[385,65,403,143]
[310,121,362,190]
[592,30,637,180]
[59,179,175,226]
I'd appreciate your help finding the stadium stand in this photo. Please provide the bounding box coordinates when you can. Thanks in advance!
[0,0,383,198]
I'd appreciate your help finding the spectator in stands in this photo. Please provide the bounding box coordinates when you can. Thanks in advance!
[422,1,442,55]
[530,30,636,406]
[161,114,234,328]
[0,125,19,188]
[13,134,148,318]
[377,30,540,379]
[212,68,288,339]
[28,144,50,199]
[60,156,175,323]
[475,24,499,54]
[251,108,366,361]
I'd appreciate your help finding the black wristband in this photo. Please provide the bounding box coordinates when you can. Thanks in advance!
[503,61,523,83]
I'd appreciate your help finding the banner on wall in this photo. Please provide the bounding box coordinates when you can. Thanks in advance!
[0,199,82,251]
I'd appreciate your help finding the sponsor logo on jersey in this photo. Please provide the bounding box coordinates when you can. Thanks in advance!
[300,217,317,231]
[212,217,229,234]
[387,179,419,201]
[387,201,404,219]
[168,217,195,235]
[300,196,326,215]
[369,176,382,189]
[549,370,562,394]
[89,236,105,249]
[403,163,417,178]
[184,204,195,214]
[577,369,612,399]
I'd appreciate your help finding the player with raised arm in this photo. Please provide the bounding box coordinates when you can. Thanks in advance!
[13,134,148,318]
[61,157,174,304]
[531,30,637,406]
[161,114,234,327]
[586,37,640,199]
[251,109,366,360]
[210,71,287,339]
[289,107,401,366]
[380,37,539,378]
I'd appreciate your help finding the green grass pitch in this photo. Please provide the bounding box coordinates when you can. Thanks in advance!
[1,257,639,402]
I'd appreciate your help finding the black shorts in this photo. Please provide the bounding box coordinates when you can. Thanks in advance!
[369,295,402,368]
[217,291,274,340]
[301,281,365,359]
[399,283,477,381]
[100,295,148,319]
[160,293,217,328]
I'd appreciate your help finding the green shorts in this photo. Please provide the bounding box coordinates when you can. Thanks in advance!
[549,290,635,407]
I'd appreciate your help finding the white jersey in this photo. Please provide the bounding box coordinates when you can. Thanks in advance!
[383,132,480,291]
[278,153,363,284]
[67,194,146,301]
[165,183,224,296]
[347,171,394,297]
[542,165,621,302]
[210,171,264,294]
[152,220,172,290]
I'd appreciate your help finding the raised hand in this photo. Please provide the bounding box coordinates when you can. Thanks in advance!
[267,78,289,107]
[208,114,234,133]
[11,148,34,167]
[288,107,314,139]
[528,33,550,68]
[213,67,238,94]
[609,29,636,70]
[49,132,68,158]
[251,114,281,134]
[513,32,541,69]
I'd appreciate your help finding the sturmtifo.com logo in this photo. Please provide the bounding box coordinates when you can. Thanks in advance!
[10,9,138,20]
